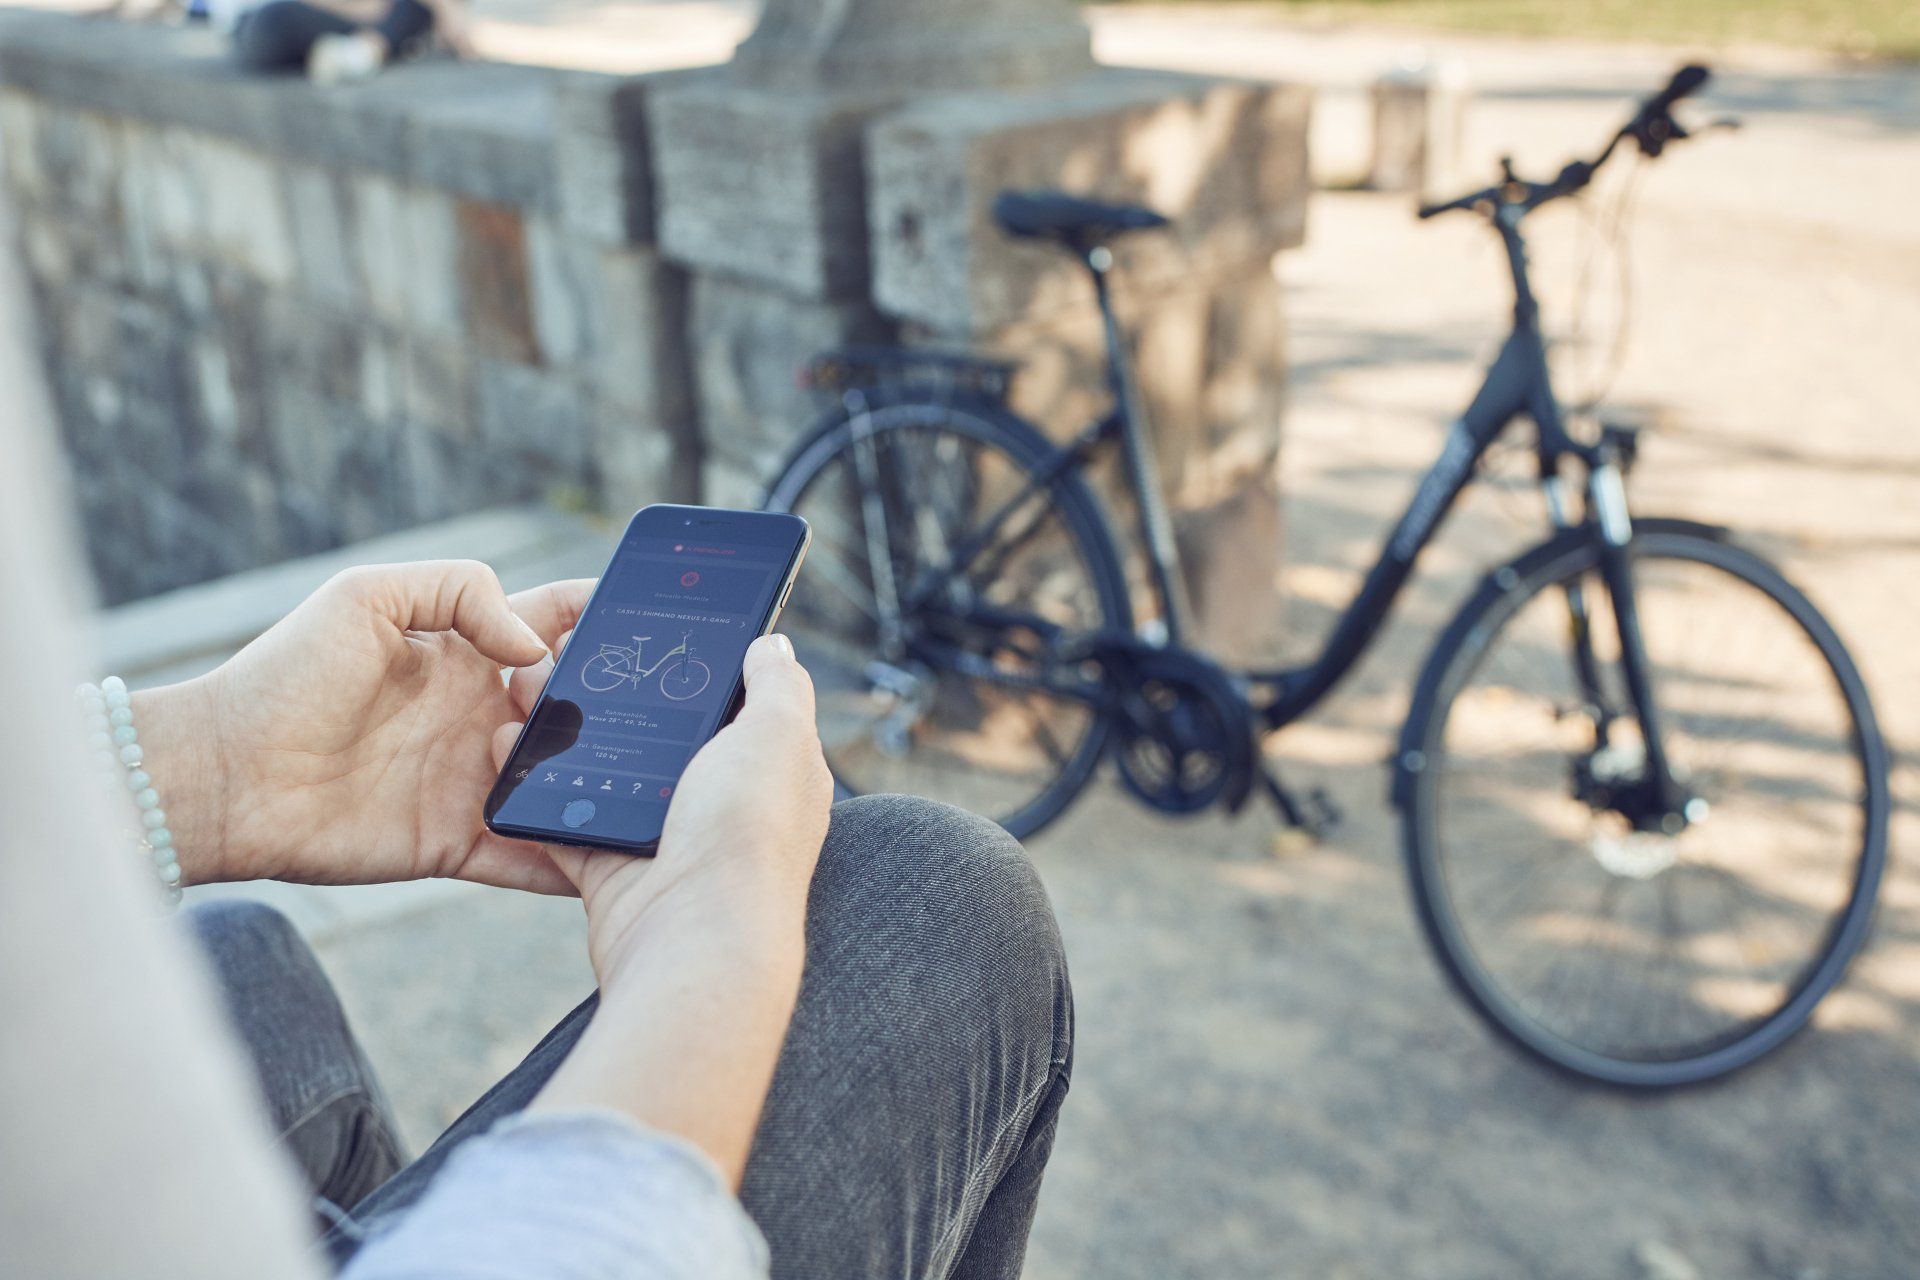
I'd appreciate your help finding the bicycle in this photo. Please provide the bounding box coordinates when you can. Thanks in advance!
[761,66,1890,1088]
[580,632,713,701]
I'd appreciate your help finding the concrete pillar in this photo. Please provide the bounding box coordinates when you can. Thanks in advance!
[1369,57,1470,196]
[648,0,1314,659]
[730,0,1093,94]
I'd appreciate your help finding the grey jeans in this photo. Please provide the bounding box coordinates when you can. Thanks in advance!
[188,795,1074,1279]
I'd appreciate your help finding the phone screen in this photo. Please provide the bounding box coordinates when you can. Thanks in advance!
[484,505,809,854]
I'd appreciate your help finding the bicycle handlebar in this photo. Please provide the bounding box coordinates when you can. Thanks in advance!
[1417,64,1714,222]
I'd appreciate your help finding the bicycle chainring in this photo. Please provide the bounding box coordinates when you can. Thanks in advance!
[1101,642,1257,816]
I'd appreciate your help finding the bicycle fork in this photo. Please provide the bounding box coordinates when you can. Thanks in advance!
[1569,454,1691,831]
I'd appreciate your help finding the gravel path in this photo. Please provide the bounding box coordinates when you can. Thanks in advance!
[313,13,1919,1278]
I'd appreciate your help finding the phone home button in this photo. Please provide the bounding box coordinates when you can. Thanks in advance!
[562,799,596,829]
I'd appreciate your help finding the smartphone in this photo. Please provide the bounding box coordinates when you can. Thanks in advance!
[483,504,810,856]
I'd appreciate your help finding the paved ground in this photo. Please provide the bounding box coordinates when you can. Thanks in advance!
[133,8,1918,1277]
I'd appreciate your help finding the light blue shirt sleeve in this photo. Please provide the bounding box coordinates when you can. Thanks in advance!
[339,1111,770,1280]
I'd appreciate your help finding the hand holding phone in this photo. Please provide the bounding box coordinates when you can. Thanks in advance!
[484,505,811,856]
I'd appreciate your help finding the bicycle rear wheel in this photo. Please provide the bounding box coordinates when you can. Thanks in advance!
[1400,521,1888,1087]
[764,391,1131,839]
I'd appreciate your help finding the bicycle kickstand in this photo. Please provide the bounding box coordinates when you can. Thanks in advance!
[1258,760,1341,855]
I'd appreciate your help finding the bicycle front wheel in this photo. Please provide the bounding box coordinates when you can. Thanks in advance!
[1400,521,1889,1087]
[764,391,1131,839]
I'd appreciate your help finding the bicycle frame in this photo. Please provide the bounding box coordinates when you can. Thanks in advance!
[895,204,1681,818]
[599,634,693,680]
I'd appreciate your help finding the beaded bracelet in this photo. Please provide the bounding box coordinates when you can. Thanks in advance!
[76,677,183,909]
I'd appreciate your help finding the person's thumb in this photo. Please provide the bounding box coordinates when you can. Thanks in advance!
[738,634,815,727]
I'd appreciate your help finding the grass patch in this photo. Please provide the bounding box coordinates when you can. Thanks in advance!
[1121,1,1920,60]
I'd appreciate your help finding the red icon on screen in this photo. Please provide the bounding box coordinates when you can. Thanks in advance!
[679,570,701,587]
[658,786,674,798]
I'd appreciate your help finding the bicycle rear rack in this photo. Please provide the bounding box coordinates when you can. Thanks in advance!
[801,345,1019,404]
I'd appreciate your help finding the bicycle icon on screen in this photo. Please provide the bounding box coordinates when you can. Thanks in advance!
[580,632,713,701]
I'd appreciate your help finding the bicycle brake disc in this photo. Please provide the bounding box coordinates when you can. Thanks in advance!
[1101,642,1256,816]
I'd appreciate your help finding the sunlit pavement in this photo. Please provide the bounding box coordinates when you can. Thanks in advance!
[112,5,1918,1276]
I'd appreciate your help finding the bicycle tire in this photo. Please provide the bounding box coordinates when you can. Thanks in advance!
[764,388,1132,839]
[1397,519,1889,1087]
[580,652,628,693]
[660,657,711,702]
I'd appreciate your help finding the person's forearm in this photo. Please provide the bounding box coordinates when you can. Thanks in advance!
[530,887,805,1188]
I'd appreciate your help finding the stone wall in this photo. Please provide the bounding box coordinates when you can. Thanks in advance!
[0,11,693,603]
[0,7,1313,649]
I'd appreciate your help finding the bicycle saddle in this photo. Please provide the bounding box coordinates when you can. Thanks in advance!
[991,190,1170,248]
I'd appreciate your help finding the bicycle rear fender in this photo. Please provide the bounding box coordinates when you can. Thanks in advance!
[1387,516,1732,812]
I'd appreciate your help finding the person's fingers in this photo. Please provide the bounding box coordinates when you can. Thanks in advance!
[506,579,596,651]
[468,720,581,896]
[736,633,816,728]
[458,839,579,897]
[490,720,522,770]
[332,560,549,669]
[509,655,555,715]
[510,625,574,712]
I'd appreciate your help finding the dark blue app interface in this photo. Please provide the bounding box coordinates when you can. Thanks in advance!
[488,514,799,847]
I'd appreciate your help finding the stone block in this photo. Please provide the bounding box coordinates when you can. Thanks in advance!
[958,264,1284,493]
[551,69,674,245]
[353,174,461,335]
[594,401,687,515]
[700,454,767,512]
[686,272,892,478]
[525,224,694,423]
[1172,468,1285,666]
[0,90,46,198]
[867,69,1312,334]
[650,76,881,301]
[397,336,475,439]
[525,217,596,368]
[194,136,298,288]
[283,164,359,308]
[595,247,692,424]
[457,200,537,363]
[35,104,123,223]
[476,359,594,482]
[393,64,555,209]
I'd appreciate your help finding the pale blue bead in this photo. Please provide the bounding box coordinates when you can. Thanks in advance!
[126,769,152,791]
[148,827,174,849]
[109,706,135,727]
[104,687,130,710]
[87,731,113,753]
[78,694,106,716]
[101,676,127,697]
[93,751,120,773]
[157,860,182,887]
[134,787,161,810]
[112,725,139,746]
[141,808,167,830]
[119,743,144,765]
[86,712,111,733]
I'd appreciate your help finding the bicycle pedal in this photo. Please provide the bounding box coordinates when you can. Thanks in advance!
[1258,763,1339,842]
[1306,786,1343,834]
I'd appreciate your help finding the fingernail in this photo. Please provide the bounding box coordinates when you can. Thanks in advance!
[770,633,794,658]
[513,614,551,659]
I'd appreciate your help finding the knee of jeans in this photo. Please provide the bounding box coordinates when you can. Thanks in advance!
[809,795,1072,1064]
[185,898,322,989]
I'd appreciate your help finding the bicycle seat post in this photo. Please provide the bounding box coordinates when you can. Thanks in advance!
[1081,240,1194,646]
